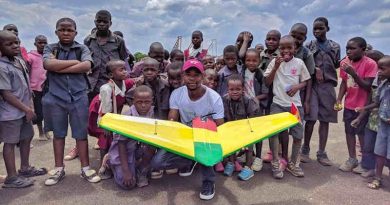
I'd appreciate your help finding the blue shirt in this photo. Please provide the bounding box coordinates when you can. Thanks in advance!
[43,41,93,102]
[217,64,243,97]
[377,79,390,122]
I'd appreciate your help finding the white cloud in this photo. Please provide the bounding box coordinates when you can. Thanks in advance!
[195,17,220,29]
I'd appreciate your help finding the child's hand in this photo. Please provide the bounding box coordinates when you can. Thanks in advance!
[243,32,252,43]
[334,101,343,111]
[351,118,360,128]
[341,62,356,77]
[122,170,135,187]
[354,107,365,113]
[135,76,144,86]
[25,108,36,122]
[274,56,284,70]
[315,67,324,82]
[287,84,300,97]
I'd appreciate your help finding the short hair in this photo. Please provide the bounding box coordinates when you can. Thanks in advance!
[106,59,125,73]
[280,35,295,43]
[314,17,329,30]
[164,49,170,60]
[96,10,112,20]
[56,17,77,30]
[267,30,281,39]
[223,45,238,56]
[365,50,385,62]
[291,23,308,33]
[3,24,17,30]
[205,68,217,77]
[170,49,183,59]
[34,35,47,42]
[192,30,203,39]
[246,48,260,57]
[349,37,367,50]
[113,31,123,38]
[0,30,16,42]
[167,61,183,72]
[239,31,253,47]
[133,85,153,98]
[149,42,164,52]
[143,57,159,68]
[227,74,244,85]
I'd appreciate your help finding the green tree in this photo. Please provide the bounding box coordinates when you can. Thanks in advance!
[134,52,148,62]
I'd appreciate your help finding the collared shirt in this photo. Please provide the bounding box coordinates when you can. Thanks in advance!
[295,46,315,75]
[27,50,46,91]
[43,41,93,103]
[259,49,280,71]
[223,95,260,122]
[0,56,32,121]
[377,79,390,122]
[217,64,243,96]
[84,31,128,92]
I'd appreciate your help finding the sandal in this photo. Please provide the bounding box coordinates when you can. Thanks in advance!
[18,166,48,177]
[2,176,34,188]
[368,177,381,189]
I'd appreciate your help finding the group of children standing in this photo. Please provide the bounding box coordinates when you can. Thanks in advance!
[0,10,389,200]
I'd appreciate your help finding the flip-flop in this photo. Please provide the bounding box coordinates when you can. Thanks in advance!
[2,176,34,188]
[18,166,48,177]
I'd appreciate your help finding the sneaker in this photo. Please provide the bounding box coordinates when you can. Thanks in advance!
[234,161,242,172]
[0,175,6,184]
[165,168,178,175]
[251,157,263,172]
[179,162,197,177]
[300,146,311,163]
[279,158,287,171]
[286,162,304,177]
[64,147,78,161]
[361,169,375,178]
[151,170,163,179]
[214,162,224,172]
[317,151,332,166]
[45,168,65,186]
[271,161,283,179]
[352,164,367,174]
[98,166,113,180]
[236,154,246,163]
[262,151,273,163]
[223,162,234,176]
[199,180,215,200]
[339,158,358,172]
[81,169,101,183]
[238,166,254,181]
[137,169,149,188]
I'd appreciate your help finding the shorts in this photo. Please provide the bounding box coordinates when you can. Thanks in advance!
[305,82,338,123]
[343,108,368,136]
[0,118,34,144]
[374,121,390,159]
[42,93,89,139]
[270,103,304,139]
[32,91,44,124]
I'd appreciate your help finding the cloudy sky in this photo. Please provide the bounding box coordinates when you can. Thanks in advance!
[1,0,390,56]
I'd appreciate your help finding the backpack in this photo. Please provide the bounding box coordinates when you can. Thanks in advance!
[42,43,91,94]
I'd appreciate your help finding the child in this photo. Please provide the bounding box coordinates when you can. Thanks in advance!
[217,45,243,96]
[336,37,378,172]
[303,17,341,166]
[130,42,168,78]
[242,48,267,171]
[108,85,155,189]
[264,35,311,179]
[236,31,253,63]
[222,74,261,180]
[255,44,264,53]
[3,24,29,62]
[203,69,218,91]
[202,55,215,70]
[367,55,390,189]
[27,35,50,141]
[88,60,134,179]
[184,30,208,61]
[42,17,101,185]
[167,61,183,92]
[0,30,46,188]
[169,49,184,63]
[215,55,225,72]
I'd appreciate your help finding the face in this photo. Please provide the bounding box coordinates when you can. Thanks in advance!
[168,69,182,89]
[378,59,390,79]
[313,21,327,40]
[171,53,184,63]
[245,52,260,72]
[4,25,18,36]
[183,68,203,90]
[227,80,243,101]
[202,56,215,70]
[94,15,111,32]
[279,38,295,62]
[143,63,159,82]
[111,65,127,81]
[34,38,48,54]
[203,74,218,90]
[55,21,77,45]
[265,32,280,51]
[255,44,264,53]
[134,92,153,116]
[192,33,202,48]
[290,27,306,48]
[236,33,244,49]
[346,40,364,62]
[0,34,20,57]
[224,52,237,69]
[149,47,164,63]
[215,57,225,72]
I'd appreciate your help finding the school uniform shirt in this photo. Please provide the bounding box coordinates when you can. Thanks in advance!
[27,50,46,92]
[244,69,256,100]
[129,60,169,78]
[340,56,378,110]
[184,47,208,61]
[295,46,316,75]
[0,56,32,121]
[223,95,260,122]
[377,79,390,122]
[99,79,134,114]
[170,85,224,126]
[84,31,128,93]
[217,64,243,97]
[264,57,311,107]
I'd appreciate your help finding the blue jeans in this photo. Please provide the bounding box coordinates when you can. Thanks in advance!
[361,128,377,170]
[151,149,216,183]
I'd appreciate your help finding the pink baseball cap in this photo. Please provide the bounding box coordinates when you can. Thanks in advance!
[182,59,204,73]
